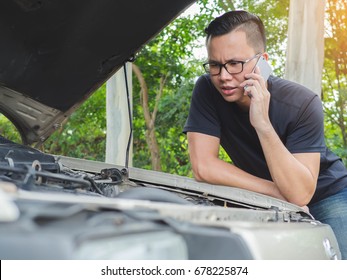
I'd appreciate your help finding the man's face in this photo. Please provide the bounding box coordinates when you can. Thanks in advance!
[206,30,259,106]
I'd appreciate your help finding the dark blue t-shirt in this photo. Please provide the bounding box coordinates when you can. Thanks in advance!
[183,74,347,205]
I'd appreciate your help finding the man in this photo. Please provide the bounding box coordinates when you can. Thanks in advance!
[183,10,347,259]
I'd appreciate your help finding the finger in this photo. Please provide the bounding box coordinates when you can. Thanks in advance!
[242,79,255,88]
[244,85,253,98]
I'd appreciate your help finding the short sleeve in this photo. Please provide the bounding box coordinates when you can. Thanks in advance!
[285,95,326,153]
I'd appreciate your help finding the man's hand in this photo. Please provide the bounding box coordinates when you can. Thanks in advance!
[240,66,272,132]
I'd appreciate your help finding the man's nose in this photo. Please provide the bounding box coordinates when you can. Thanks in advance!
[219,65,233,80]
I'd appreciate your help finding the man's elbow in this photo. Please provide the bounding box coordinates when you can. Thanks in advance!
[287,186,315,207]
[191,163,209,183]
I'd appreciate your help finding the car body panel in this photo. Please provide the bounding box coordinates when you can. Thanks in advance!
[0,177,340,260]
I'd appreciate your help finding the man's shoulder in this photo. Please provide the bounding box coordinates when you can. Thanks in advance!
[269,76,319,107]
[193,74,219,98]
[269,76,316,93]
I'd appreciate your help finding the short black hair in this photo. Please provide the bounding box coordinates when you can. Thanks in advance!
[205,10,266,53]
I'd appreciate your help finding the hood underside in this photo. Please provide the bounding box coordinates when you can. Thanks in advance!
[0,0,195,144]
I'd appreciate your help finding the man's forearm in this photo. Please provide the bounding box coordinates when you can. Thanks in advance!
[193,157,287,201]
[256,126,317,206]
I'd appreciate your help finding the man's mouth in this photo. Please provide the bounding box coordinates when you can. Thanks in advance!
[220,86,238,95]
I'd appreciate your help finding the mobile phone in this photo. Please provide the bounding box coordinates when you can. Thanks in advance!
[252,56,272,81]
[244,56,272,97]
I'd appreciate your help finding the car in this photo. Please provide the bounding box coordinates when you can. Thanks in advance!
[0,0,341,260]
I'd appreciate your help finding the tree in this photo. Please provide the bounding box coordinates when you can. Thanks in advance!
[130,3,216,172]
[42,86,107,161]
[132,63,165,171]
[322,0,347,164]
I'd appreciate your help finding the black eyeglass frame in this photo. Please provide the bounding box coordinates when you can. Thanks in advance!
[203,53,261,76]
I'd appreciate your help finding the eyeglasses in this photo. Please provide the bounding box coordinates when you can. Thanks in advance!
[203,53,261,76]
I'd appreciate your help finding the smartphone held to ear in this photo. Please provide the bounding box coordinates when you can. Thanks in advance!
[244,56,272,97]
[252,56,272,81]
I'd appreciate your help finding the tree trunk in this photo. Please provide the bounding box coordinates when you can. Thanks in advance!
[285,0,325,96]
[132,63,164,171]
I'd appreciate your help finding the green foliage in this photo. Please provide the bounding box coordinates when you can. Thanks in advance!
[0,114,21,142]
[131,2,213,173]
[156,81,194,175]
[321,0,347,165]
[42,86,107,161]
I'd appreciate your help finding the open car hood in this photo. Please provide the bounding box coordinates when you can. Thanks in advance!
[0,0,195,145]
